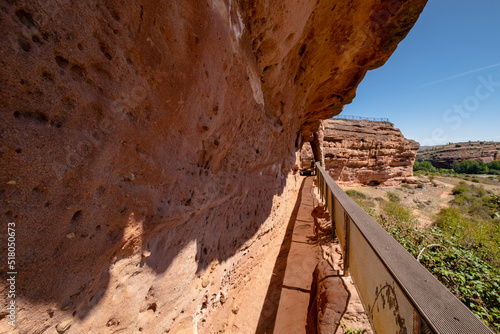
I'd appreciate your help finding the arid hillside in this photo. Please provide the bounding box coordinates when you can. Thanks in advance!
[417,141,500,169]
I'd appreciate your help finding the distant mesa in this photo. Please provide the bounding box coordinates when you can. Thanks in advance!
[417,141,500,169]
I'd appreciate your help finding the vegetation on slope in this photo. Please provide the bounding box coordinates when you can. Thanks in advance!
[414,159,500,175]
[347,185,500,332]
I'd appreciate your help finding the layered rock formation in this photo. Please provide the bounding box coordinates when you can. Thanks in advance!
[0,0,426,333]
[417,141,500,169]
[320,119,420,186]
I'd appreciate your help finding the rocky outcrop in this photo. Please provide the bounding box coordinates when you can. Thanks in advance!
[0,0,426,332]
[417,141,500,169]
[320,119,420,186]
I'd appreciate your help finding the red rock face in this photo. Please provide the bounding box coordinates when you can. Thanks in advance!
[321,119,420,186]
[0,0,426,332]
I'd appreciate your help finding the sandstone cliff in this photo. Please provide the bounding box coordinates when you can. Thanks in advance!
[0,0,426,332]
[417,141,500,169]
[319,119,420,186]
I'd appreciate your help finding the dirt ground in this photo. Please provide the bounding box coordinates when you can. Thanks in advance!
[342,174,500,228]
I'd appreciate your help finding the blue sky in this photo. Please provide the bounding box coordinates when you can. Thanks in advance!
[343,0,500,146]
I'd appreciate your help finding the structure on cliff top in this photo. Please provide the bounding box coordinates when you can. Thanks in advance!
[301,118,420,186]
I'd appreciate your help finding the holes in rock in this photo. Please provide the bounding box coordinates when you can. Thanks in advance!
[147,303,157,312]
[368,180,381,187]
[32,35,42,45]
[15,148,22,153]
[70,65,86,81]
[50,117,63,128]
[15,9,35,28]
[18,36,31,52]
[77,43,84,51]
[106,318,120,327]
[96,185,106,196]
[110,10,120,22]
[93,65,113,81]
[55,56,69,68]
[298,43,306,56]
[42,71,54,82]
[99,41,112,60]
[13,110,48,123]
[95,225,101,231]
[71,210,82,224]
[61,97,75,111]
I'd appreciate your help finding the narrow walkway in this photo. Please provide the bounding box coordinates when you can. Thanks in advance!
[273,177,320,332]
[256,177,321,333]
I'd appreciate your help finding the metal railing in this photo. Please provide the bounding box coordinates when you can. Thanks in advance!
[332,115,390,122]
[315,162,493,334]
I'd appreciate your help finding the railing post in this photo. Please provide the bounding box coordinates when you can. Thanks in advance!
[343,213,350,277]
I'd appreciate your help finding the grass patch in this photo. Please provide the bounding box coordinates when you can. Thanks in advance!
[387,191,401,203]
[345,189,366,200]
[436,182,500,268]
[383,201,414,224]
[345,190,375,216]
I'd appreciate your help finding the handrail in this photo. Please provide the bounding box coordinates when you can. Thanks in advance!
[315,162,493,334]
[332,115,390,122]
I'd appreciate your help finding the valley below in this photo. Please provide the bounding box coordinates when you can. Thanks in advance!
[343,173,500,228]
[342,173,500,332]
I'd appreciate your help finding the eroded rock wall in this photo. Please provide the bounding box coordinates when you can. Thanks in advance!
[0,0,426,332]
[417,141,500,169]
[322,119,420,186]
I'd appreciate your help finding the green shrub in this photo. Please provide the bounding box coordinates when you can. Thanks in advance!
[437,183,500,268]
[387,192,401,202]
[378,181,500,330]
[416,183,424,189]
[381,218,500,331]
[414,160,437,173]
[383,201,414,223]
[452,182,469,195]
[401,183,411,189]
[345,189,366,200]
[488,160,500,172]
[453,160,489,174]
